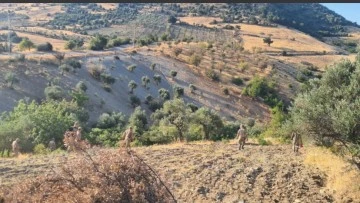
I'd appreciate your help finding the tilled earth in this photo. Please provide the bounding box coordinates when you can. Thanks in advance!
[0,143,339,203]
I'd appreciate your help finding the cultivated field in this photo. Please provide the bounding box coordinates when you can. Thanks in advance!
[1,142,359,202]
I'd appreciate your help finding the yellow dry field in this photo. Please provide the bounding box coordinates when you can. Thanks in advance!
[344,32,360,41]
[179,16,222,27]
[12,4,63,22]
[179,17,337,53]
[273,54,357,70]
[16,27,89,39]
[240,24,336,52]
[304,147,360,201]
[0,30,67,51]
[97,3,117,10]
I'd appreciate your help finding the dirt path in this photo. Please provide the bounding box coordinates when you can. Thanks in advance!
[0,142,338,202]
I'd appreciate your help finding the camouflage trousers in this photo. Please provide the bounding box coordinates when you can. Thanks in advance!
[238,137,246,150]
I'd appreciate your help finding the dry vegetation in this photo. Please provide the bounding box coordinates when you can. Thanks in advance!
[1,149,176,203]
[273,54,357,70]
[304,147,360,201]
[1,142,358,202]
[179,17,337,53]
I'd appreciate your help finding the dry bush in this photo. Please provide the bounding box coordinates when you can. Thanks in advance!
[63,131,91,152]
[2,149,176,203]
[88,65,104,81]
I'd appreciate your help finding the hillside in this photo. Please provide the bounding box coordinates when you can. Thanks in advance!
[168,3,359,38]
[0,3,360,202]
[1,142,359,202]
[0,3,358,126]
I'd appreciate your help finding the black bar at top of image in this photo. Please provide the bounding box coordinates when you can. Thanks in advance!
[2,0,360,4]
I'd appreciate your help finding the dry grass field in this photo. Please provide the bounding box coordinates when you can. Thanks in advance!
[180,17,337,53]
[97,3,117,10]
[0,30,67,51]
[1,142,359,202]
[273,54,357,70]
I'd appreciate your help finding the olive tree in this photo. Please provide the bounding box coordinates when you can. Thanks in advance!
[287,57,360,166]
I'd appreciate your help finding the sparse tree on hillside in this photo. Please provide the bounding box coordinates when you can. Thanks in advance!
[151,99,191,142]
[76,81,87,92]
[65,40,76,50]
[263,37,274,46]
[70,90,89,107]
[189,54,202,67]
[128,80,138,94]
[44,85,65,101]
[170,70,177,79]
[19,38,35,51]
[129,95,141,108]
[150,63,156,71]
[141,76,151,89]
[5,72,19,88]
[37,42,53,52]
[192,107,224,140]
[89,35,108,50]
[129,106,148,135]
[158,88,170,101]
[59,64,70,76]
[153,74,162,86]
[168,15,177,24]
[127,65,137,72]
[54,52,65,65]
[189,84,196,93]
[173,85,184,98]
[172,47,182,57]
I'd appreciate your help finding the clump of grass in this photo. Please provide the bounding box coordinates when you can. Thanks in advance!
[304,147,360,201]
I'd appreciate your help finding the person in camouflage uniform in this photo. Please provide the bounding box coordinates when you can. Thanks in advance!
[236,124,248,150]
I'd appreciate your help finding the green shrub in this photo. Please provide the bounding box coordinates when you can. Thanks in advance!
[102,84,112,92]
[76,81,87,92]
[89,35,108,50]
[100,73,116,85]
[205,70,220,81]
[70,90,89,107]
[148,100,162,112]
[88,128,120,147]
[129,95,141,108]
[88,66,103,80]
[189,84,196,93]
[187,103,198,112]
[257,137,272,145]
[153,74,162,85]
[189,54,202,67]
[34,144,50,155]
[186,124,203,141]
[170,70,177,78]
[127,65,137,72]
[158,88,170,101]
[173,85,184,98]
[37,42,53,52]
[5,72,19,88]
[237,62,249,72]
[150,63,156,71]
[107,37,130,47]
[59,64,70,75]
[231,77,243,86]
[296,72,307,83]
[67,60,82,70]
[44,86,65,100]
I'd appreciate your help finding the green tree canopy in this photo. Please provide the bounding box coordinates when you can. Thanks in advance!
[287,57,360,164]
[19,38,35,51]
